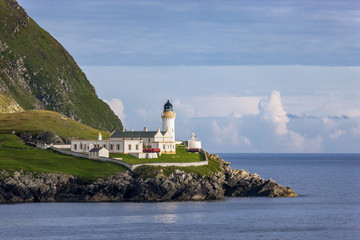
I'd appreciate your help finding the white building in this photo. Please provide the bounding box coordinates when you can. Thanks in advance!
[187,133,202,150]
[70,100,177,155]
[89,147,109,159]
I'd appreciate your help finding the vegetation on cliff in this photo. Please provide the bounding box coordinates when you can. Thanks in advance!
[0,0,122,131]
[0,110,110,140]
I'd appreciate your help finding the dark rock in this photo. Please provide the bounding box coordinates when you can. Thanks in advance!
[18,130,67,144]
[0,155,297,203]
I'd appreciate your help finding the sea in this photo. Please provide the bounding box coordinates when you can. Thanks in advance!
[0,153,359,240]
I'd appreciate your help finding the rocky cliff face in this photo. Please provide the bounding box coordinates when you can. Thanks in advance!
[0,0,122,131]
[0,155,297,203]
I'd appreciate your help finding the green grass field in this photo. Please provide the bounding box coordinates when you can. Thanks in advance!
[0,134,127,180]
[109,145,205,164]
[0,110,110,140]
[0,134,221,180]
[134,156,222,178]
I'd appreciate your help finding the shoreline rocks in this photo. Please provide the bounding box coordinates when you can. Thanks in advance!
[0,155,297,203]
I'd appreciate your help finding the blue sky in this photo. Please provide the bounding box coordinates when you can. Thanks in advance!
[18,0,360,152]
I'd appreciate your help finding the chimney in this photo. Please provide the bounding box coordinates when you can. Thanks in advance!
[144,127,148,131]
[131,128,134,132]
[98,132,102,141]
[122,128,126,132]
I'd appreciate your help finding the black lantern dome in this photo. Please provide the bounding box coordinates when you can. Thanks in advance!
[164,100,173,112]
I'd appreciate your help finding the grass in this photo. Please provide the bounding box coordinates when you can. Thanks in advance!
[0,110,110,140]
[0,92,23,113]
[0,134,28,148]
[0,134,221,180]
[0,134,127,180]
[134,155,222,178]
[109,145,205,164]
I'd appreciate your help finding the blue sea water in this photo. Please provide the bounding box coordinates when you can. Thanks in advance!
[0,153,360,240]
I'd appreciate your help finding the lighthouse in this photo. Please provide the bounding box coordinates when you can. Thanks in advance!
[161,100,175,141]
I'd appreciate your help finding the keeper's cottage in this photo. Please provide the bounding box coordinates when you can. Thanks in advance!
[71,100,177,155]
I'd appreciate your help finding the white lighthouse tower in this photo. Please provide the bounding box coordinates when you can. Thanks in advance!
[161,100,176,141]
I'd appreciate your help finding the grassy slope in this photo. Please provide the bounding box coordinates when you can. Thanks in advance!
[0,134,127,180]
[0,110,110,140]
[0,92,23,113]
[0,0,123,131]
[111,145,221,177]
[110,145,205,164]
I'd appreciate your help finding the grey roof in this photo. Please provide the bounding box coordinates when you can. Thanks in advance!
[89,147,105,152]
[110,130,166,139]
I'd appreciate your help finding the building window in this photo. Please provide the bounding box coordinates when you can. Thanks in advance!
[74,144,77,150]
[128,144,132,150]
[80,143,83,149]
[163,145,165,150]
[103,144,106,148]
[136,144,139,150]
[110,144,113,150]
[148,138,151,142]
[117,144,120,150]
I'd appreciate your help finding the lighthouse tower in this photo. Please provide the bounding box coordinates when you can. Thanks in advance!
[161,100,176,141]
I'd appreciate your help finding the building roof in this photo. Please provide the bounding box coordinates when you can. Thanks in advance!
[89,147,107,152]
[110,130,166,139]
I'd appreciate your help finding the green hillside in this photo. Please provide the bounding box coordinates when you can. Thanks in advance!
[0,110,111,140]
[0,134,127,180]
[0,0,122,131]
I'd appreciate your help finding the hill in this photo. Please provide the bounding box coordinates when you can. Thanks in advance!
[0,110,110,140]
[0,0,122,131]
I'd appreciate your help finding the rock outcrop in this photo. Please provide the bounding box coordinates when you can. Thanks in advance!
[18,130,67,145]
[0,155,297,203]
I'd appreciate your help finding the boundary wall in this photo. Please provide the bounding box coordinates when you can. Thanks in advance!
[49,146,208,172]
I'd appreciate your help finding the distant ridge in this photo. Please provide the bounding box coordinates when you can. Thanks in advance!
[0,0,123,131]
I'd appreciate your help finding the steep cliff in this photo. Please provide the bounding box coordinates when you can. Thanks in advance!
[0,0,122,131]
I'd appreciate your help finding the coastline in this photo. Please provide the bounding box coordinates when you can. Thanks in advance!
[0,154,297,203]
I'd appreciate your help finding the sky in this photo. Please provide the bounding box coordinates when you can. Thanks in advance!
[17,0,360,153]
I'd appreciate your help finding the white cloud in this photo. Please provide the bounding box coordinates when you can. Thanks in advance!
[257,90,323,152]
[212,120,251,147]
[104,98,126,121]
[180,96,261,118]
[259,90,289,135]
[329,129,346,139]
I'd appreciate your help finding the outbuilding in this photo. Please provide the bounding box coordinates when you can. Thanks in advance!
[89,147,109,159]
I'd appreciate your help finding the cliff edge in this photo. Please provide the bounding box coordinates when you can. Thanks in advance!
[0,154,297,203]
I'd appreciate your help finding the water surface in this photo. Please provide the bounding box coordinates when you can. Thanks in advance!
[1,153,359,239]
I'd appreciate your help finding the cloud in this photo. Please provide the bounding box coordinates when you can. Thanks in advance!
[259,90,289,135]
[104,98,126,121]
[257,90,323,152]
[212,120,251,147]
[179,96,261,119]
